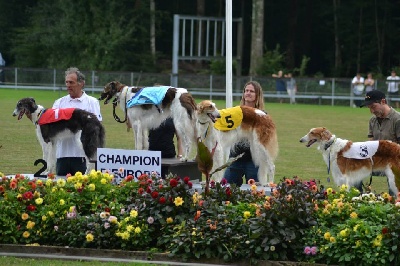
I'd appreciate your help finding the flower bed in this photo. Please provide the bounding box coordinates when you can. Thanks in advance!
[0,171,399,266]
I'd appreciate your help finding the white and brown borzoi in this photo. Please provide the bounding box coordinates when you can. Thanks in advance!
[196,100,279,185]
[99,81,197,161]
[300,127,400,195]
[12,97,105,174]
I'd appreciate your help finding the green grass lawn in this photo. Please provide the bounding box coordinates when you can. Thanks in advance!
[0,88,390,193]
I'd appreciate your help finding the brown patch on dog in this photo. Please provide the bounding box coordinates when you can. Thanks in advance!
[180,92,197,119]
[240,106,278,160]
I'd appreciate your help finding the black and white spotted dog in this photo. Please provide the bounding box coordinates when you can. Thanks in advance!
[12,97,105,174]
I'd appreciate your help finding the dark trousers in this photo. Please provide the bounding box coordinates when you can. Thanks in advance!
[56,157,87,176]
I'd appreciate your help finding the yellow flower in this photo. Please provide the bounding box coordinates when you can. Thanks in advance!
[21,213,29,220]
[323,232,331,240]
[36,180,43,186]
[270,246,275,251]
[86,233,94,242]
[23,231,30,238]
[88,183,95,191]
[130,210,138,218]
[339,228,349,238]
[19,186,26,193]
[355,240,361,247]
[134,227,141,234]
[243,211,251,219]
[350,212,358,219]
[116,231,130,240]
[251,184,257,191]
[174,197,184,206]
[26,221,35,230]
[166,217,173,224]
[340,184,348,191]
[57,178,66,187]
[35,198,43,205]
[47,211,54,217]
[33,191,40,198]
[59,199,65,205]
[329,237,336,243]
[326,187,333,195]
[100,178,107,184]
[42,215,47,221]
[74,182,83,190]
[45,180,53,187]
[126,225,134,232]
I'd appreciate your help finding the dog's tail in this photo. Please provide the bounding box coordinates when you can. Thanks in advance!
[79,113,106,159]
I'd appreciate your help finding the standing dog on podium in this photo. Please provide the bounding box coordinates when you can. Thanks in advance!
[12,97,105,174]
[196,100,278,185]
[300,127,400,196]
[99,81,197,161]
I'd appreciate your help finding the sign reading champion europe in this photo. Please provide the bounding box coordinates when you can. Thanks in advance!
[97,148,161,183]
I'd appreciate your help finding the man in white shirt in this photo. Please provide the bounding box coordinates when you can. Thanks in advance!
[53,67,102,176]
[387,70,400,108]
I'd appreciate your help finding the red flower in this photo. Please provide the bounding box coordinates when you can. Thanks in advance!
[0,185,4,193]
[170,179,178,187]
[159,197,166,204]
[151,191,159,199]
[138,174,148,181]
[183,177,190,184]
[104,207,111,212]
[187,181,193,188]
[194,210,201,221]
[28,181,36,190]
[146,187,152,193]
[9,181,17,190]
[147,179,153,184]
[138,187,144,195]
[23,191,33,200]
[225,187,232,197]
[382,227,389,235]
[26,204,36,212]
[125,175,134,182]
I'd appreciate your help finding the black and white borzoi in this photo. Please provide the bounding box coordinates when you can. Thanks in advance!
[196,100,279,185]
[12,97,105,174]
[99,81,197,161]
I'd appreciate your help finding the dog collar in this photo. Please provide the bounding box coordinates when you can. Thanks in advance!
[34,109,45,125]
[324,137,336,150]
[197,119,209,125]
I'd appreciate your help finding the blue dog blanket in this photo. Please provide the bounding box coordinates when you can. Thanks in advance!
[126,86,170,107]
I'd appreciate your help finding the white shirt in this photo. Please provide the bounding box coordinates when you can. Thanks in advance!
[387,75,400,93]
[52,92,102,158]
[351,76,365,85]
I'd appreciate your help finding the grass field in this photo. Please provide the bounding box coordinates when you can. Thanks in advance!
[0,88,390,193]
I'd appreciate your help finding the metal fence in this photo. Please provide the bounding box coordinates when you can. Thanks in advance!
[0,67,396,106]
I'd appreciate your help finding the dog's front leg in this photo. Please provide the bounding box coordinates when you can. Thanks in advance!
[132,120,143,150]
[47,141,57,174]
[142,129,149,150]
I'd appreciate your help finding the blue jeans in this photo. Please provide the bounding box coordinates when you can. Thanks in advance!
[223,160,259,187]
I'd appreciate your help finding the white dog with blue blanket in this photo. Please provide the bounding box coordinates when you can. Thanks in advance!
[100,81,198,161]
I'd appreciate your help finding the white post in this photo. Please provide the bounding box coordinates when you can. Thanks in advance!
[225,0,233,108]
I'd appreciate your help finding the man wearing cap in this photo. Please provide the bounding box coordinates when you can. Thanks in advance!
[359,90,400,196]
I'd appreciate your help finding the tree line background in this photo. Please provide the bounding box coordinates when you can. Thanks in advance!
[0,0,399,78]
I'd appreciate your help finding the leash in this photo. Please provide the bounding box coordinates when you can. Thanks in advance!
[112,87,129,124]
[325,137,336,182]
[197,120,211,142]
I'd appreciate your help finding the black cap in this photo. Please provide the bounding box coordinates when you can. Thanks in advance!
[360,90,386,107]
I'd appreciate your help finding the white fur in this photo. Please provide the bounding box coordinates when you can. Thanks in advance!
[117,86,196,161]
